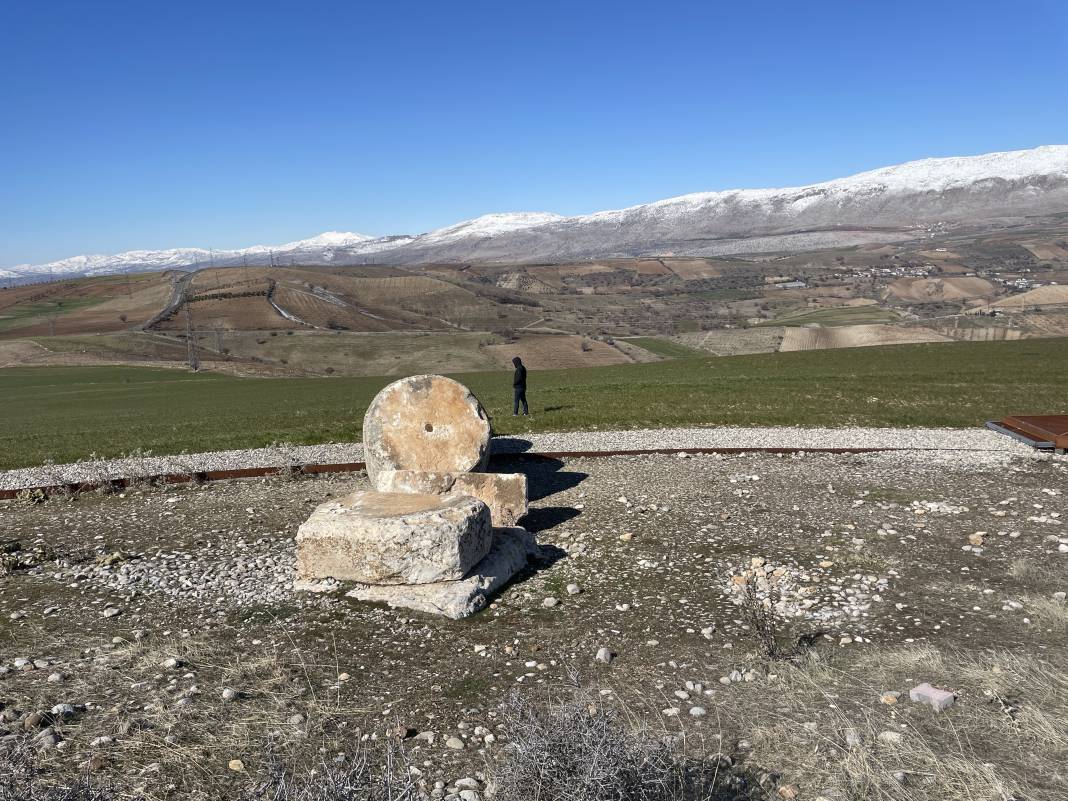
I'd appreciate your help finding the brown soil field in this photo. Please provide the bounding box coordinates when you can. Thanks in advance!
[483,333,634,369]
[660,259,728,279]
[627,259,675,276]
[153,269,540,334]
[0,274,164,313]
[522,265,568,289]
[0,274,174,338]
[769,288,874,307]
[1021,241,1068,261]
[0,334,240,372]
[157,294,300,332]
[779,324,952,351]
[548,263,620,278]
[885,277,997,303]
[993,285,1068,308]
[676,327,785,356]
[928,322,1024,342]
[1019,310,1068,337]
[916,249,963,260]
[271,286,401,332]
[0,340,55,367]
[213,330,502,376]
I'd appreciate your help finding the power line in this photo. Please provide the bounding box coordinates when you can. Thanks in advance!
[183,292,200,372]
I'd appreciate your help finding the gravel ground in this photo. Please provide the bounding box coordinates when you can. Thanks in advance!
[0,426,1038,491]
[2,449,1067,798]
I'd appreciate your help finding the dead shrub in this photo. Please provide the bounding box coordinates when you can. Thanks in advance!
[240,738,419,801]
[0,738,115,801]
[738,583,819,661]
[490,682,747,801]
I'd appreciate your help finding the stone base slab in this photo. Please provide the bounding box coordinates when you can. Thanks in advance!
[344,527,540,619]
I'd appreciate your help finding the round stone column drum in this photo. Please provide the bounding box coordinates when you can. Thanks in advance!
[362,375,492,487]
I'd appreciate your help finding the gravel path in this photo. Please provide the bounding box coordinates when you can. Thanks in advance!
[0,426,1041,492]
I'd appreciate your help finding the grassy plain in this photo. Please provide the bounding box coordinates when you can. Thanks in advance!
[2,338,1067,469]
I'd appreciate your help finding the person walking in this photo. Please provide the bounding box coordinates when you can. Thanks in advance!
[511,356,528,416]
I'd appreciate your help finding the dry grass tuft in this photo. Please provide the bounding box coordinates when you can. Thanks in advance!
[239,738,419,801]
[0,739,115,801]
[489,671,751,801]
[729,644,1068,801]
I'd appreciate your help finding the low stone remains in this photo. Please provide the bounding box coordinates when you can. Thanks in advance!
[375,469,528,527]
[296,374,537,618]
[909,682,957,712]
[296,491,492,585]
[346,527,540,618]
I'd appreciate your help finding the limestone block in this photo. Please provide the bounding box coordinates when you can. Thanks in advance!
[375,469,528,526]
[909,682,956,712]
[363,375,491,486]
[346,527,540,618]
[296,490,491,585]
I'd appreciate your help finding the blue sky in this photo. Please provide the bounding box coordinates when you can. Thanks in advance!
[2,0,1066,266]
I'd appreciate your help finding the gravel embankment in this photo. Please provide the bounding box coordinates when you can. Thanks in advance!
[0,426,1040,492]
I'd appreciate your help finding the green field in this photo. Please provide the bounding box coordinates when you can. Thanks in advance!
[2,338,1066,469]
[761,304,899,327]
[622,337,707,359]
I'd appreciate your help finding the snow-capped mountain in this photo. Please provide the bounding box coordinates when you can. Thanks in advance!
[421,212,566,244]
[7,145,1068,279]
[5,233,377,279]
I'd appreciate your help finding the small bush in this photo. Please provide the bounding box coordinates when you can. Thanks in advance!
[241,740,418,801]
[0,738,115,801]
[491,681,742,800]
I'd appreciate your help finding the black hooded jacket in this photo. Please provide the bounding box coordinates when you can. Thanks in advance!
[512,358,527,389]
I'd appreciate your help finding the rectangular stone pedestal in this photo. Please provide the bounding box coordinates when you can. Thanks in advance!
[296,490,491,585]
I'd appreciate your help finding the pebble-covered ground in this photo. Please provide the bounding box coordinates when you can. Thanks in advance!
[0,426,1032,492]
[1,447,1067,800]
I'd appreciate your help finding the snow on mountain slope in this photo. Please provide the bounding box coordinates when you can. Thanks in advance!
[277,231,373,250]
[422,212,565,243]
[8,233,374,278]
[586,144,1068,224]
[6,145,1068,277]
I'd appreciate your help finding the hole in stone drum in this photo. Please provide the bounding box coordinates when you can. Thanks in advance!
[424,422,434,432]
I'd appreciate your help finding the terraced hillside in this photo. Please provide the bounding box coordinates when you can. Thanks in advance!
[0,272,175,337]
[779,323,952,351]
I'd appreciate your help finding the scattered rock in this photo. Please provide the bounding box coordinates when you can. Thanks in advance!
[909,682,956,712]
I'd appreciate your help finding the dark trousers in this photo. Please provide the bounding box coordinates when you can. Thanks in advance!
[513,387,528,415]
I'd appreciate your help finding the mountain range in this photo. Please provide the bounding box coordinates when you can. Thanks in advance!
[7,145,1068,280]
